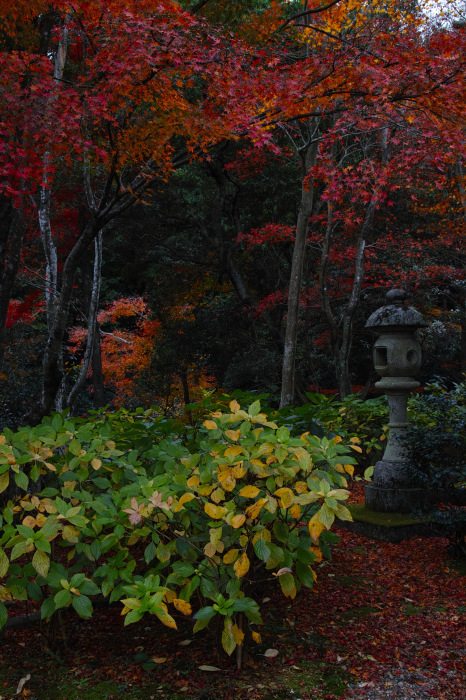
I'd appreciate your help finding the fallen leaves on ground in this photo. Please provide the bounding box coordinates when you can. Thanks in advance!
[0,482,464,699]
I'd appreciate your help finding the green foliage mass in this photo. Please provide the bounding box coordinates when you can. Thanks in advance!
[0,400,357,656]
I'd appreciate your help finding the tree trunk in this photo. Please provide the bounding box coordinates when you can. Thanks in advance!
[67,231,103,410]
[280,121,320,407]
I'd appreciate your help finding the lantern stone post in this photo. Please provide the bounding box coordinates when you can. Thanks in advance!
[364,289,429,513]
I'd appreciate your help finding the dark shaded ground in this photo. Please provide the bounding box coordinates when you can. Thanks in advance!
[1,485,464,700]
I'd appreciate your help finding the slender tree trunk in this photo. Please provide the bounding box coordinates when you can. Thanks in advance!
[280,121,320,407]
[67,231,103,410]
[37,19,69,412]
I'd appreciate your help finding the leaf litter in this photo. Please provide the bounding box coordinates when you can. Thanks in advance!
[0,484,464,699]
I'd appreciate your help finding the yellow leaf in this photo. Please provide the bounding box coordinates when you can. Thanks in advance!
[175,493,196,512]
[252,631,262,644]
[62,525,80,543]
[198,485,215,496]
[310,546,323,563]
[187,475,200,489]
[239,534,248,547]
[224,445,243,458]
[156,609,178,630]
[264,495,277,514]
[245,498,267,520]
[22,515,37,528]
[35,513,46,527]
[173,599,192,616]
[290,504,301,520]
[294,481,308,494]
[164,590,177,603]
[232,624,245,646]
[0,472,9,494]
[231,514,246,529]
[238,485,260,498]
[308,514,325,543]
[225,429,241,441]
[331,435,343,444]
[223,549,240,564]
[274,488,293,509]
[232,463,246,478]
[0,436,5,444]
[222,475,236,492]
[209,527,223,546]
[211,487,225,504]
[91,458,102,470]
[203,420,218,430]
[350,437,361,444]
[234,552,250,578]
[344,464,354,477]
[44,462,56,472]
[204,542,217,558]
[350,445,363,453]
[229,400,240,413]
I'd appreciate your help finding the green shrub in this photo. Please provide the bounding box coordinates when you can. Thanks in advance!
[0,400,357,661]
[401,381,465,492]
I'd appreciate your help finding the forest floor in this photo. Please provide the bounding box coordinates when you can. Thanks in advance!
[0,483,464,700]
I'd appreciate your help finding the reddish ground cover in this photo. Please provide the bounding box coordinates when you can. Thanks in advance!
[0,483,464,699]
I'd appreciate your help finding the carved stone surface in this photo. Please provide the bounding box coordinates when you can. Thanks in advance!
[364,290,428,513]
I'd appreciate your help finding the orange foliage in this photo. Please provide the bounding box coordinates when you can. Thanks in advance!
[68,296,216,409]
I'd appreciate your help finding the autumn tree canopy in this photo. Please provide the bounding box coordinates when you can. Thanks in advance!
[0,0,464,425]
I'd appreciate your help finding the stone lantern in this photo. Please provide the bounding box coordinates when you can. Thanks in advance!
[364,289,428,513]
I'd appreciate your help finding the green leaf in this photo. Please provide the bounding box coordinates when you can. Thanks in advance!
[54,589,72,609]
[273,520,289,543]
[248,400,261,417]
[41,597,56,619]
[193,605,216,622]
[144,542,157,565]
[296,561,315,588]
[193,617,211,634]
[0,547,9,578]
[11,541,31,561]
[172,561,195,578]
[277,426,290,443]
[317,504,335,529]
[254,538,271,562]
[232,597,259,613]
[124,608,144,626]
[14,470,28,491]
[80,580,100,596]
[72,594,93,619]
[69,439,82,456]
[296,546,315,565]
[0,602,7,629]
[26,581,42,602]
[222,618,236,656]
[32,549,50,578]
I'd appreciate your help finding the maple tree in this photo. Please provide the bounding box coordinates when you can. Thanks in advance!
[0,0,464,419]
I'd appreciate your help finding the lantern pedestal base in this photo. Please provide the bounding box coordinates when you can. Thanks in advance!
[365,483,430,513]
